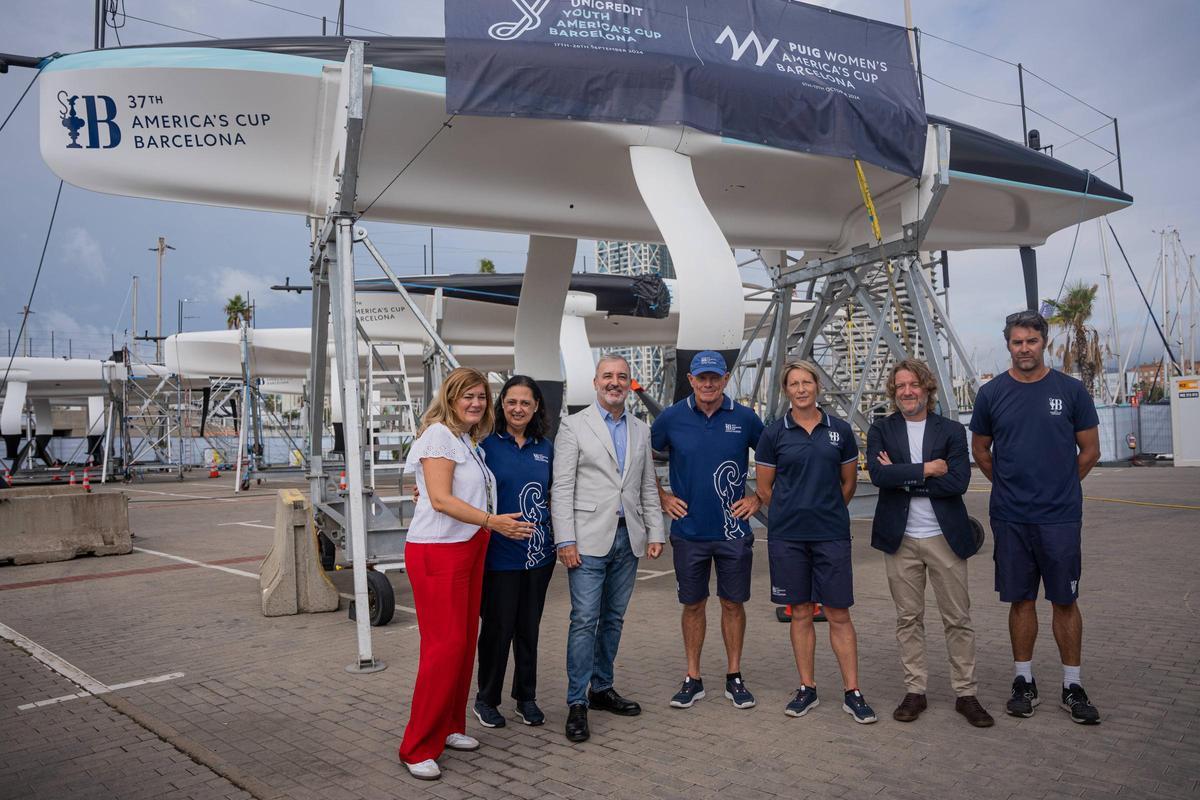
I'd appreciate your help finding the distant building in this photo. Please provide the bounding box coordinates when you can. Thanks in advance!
[594,242,675,405]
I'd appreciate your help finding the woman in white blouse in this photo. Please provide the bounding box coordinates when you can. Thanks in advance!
[399,367,534,781]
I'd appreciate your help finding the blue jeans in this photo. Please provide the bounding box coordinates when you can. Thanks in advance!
[566,524,639,706]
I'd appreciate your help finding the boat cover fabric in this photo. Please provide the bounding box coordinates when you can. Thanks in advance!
[443,0,927,177]
[354,273,672,319]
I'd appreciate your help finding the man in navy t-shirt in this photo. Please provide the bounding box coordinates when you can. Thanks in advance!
[970,310,1101,725]
[652,351,765,711]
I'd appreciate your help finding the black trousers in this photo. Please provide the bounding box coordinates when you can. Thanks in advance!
[476,562,555,707]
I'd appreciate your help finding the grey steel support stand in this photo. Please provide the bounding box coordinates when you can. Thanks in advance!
[303,40,384,674]
[1019,246,1039,312]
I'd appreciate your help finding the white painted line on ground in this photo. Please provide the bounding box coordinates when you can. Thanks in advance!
[222,522,273,530]
[0,621,108,695]
[217,520,262,526]
[16,672,185,711]
[132,547,259,579]
[636,569,673,581]
[122,488,239,503]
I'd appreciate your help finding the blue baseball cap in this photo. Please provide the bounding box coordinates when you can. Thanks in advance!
[689,351,728,376]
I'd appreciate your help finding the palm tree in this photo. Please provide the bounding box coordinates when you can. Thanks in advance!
[1044,281,1104,393]
[224,294,251,329]
[478,258,496,274]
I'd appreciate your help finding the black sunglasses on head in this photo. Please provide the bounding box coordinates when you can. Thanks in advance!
[1005,310,1044,325]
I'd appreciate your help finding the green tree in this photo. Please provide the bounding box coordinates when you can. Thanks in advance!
[1044,281,1105,394]
[478,258,496,274]
[223,294,252,329]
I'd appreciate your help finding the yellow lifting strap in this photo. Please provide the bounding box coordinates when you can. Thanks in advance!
[852,159,912,352]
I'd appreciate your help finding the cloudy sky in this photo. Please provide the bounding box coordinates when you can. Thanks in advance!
[1,0,1197,376]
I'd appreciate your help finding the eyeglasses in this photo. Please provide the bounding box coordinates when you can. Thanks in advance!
[1005,310,1043,325]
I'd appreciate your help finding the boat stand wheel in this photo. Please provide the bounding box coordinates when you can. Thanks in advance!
[316,532,336,572]
[366,570,395,627]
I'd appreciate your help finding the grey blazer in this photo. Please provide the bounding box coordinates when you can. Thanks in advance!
[551,404,666,558]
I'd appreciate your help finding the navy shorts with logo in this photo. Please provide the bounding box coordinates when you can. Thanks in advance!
[670,534,754,605]
[991,519,1081,604]
[767,537,854,608]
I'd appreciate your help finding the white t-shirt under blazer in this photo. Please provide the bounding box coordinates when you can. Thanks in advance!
[904,419,943,539]
[404,422,498,544]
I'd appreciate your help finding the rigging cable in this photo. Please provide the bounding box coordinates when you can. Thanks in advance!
[0,69,40,136]
[1106,218,1180,369]
[0,181,66,400]
[1052,170,1094,301]
[359,114,458,218]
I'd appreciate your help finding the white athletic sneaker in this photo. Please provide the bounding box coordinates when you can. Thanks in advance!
[444,733,480,751]
[403,759,441,780]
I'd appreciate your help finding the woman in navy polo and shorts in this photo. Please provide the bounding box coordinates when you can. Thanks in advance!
[754,361,877,724]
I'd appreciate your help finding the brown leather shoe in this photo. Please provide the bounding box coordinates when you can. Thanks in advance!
[892,693,927,722]
[956,695,995,727]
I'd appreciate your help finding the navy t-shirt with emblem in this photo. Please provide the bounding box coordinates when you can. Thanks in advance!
[479,431,555,570]
[651,394,765,542]
[969,369,1098,524]
[754,410,859,541]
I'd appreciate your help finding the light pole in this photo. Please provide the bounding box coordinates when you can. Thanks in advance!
[149,237,176,363]
[177,298,195,334]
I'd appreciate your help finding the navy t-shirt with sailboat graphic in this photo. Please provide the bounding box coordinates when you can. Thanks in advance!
[480,431,555,571]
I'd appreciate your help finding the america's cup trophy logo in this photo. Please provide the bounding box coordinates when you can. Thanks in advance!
[59,92,85,149]
[713,460,746,540]
[519,481,549,567]
[489,0,551,41]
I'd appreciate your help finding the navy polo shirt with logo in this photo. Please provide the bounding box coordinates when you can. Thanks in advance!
[754,409,859,541]
[651,394,765,542]
[479,431,555,571]
[969,369,1098,524]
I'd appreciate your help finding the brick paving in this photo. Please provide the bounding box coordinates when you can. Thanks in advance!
[0,467,1198,799]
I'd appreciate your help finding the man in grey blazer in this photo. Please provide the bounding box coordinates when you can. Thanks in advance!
[552,354,666,743]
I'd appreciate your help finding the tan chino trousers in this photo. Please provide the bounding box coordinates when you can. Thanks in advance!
[884,534,978,697]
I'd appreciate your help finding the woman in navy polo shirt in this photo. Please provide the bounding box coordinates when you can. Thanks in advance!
[473,375,556,730]
[754,361,878,725]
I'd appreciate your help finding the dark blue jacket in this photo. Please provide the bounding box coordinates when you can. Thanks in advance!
[866,411,977,560]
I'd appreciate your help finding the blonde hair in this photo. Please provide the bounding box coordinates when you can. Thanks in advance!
[886,359,939,407]
[418,367,494,442]
[780,360,821,390]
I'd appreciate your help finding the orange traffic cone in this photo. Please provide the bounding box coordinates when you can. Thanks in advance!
[69,470,77,486]
[82,469,92,493]
[209,463,220,478]
[338,471,347,491]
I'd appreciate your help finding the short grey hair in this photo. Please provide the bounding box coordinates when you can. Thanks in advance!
[595,353,631,376]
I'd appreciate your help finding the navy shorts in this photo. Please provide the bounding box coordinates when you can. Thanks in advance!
[767,537,854,609]
[991,519,1082,604]
[670,534,754,605]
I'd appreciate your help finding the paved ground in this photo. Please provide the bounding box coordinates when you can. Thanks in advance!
[1,466,1198,800]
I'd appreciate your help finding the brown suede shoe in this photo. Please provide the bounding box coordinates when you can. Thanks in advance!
[892,693,927,722]
[956,695,995,727]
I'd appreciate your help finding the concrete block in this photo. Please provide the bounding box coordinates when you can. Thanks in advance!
[0,487,132,564]
[260,489,339,616]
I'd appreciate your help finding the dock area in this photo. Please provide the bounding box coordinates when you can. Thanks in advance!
[2,467,1198,800]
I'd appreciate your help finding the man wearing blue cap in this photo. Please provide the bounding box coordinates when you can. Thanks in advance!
[651,351,765,710]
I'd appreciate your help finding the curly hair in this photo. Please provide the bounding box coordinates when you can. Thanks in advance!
[418,367,494,442]
[886,359,938,406]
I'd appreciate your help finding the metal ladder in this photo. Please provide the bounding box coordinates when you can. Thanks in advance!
[366,343,418,489]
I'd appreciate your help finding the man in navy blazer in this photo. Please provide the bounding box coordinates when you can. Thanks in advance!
[866,359,993,728]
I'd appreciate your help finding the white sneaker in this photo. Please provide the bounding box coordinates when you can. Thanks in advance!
[403,759,441,780]
[444,732,480,751]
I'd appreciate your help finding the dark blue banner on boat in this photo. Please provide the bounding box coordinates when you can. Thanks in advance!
[444,0,927,177]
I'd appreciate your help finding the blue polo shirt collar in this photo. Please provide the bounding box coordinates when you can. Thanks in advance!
[686,394,735,415]
[495,429,539,448]
[782,408,832,429]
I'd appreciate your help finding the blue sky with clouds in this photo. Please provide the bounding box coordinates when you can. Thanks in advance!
[1,0,1197,374]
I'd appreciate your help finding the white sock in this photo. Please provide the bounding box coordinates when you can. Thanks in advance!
[1063,664,1081,688]
[1014,661,1033,681]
